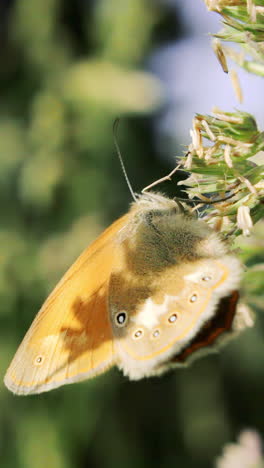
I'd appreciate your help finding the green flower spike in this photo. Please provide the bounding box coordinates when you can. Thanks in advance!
[205,0,264,77]
[179,109,264,236]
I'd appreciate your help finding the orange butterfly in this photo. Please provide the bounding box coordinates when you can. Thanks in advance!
[4,192,251,395]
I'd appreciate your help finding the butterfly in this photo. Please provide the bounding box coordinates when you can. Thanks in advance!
[4,191,250,395]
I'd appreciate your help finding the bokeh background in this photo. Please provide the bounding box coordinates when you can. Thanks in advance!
[1,1,264,467]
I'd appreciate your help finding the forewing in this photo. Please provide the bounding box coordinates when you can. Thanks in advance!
[4,214,129,395]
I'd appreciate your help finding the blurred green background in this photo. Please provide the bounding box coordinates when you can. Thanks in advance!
[1,1,263,467]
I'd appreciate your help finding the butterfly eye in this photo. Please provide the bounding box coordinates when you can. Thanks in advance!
[168,314,177,323]
[202,275,211,282]
[115,311,127,327]
[34,355,44,366]
[189,293,198,303]
[133,329,143,339]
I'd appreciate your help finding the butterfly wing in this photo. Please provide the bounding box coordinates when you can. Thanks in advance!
[108,219,242,380]
[4,214,130,395]
[172,290,239,364]
[104,197,244,380]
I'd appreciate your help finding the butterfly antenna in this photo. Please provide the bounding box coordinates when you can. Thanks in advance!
[113,118,137,202]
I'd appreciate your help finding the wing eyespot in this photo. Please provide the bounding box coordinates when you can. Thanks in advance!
[133,329,144,340]
[34,355,44,366]
[152,329,160,338]
[189,293,198,303]
[115,311,128,327]
[168,314,177,324]
[202,275,211,282]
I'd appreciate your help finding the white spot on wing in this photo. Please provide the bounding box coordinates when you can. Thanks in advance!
[184,271,204,283]
[41,334,61,347]
[132,295,178,329]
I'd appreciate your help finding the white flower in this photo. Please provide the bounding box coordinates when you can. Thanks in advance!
[216,430,263,468]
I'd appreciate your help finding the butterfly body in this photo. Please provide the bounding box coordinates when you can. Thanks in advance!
[4,192,249,395]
